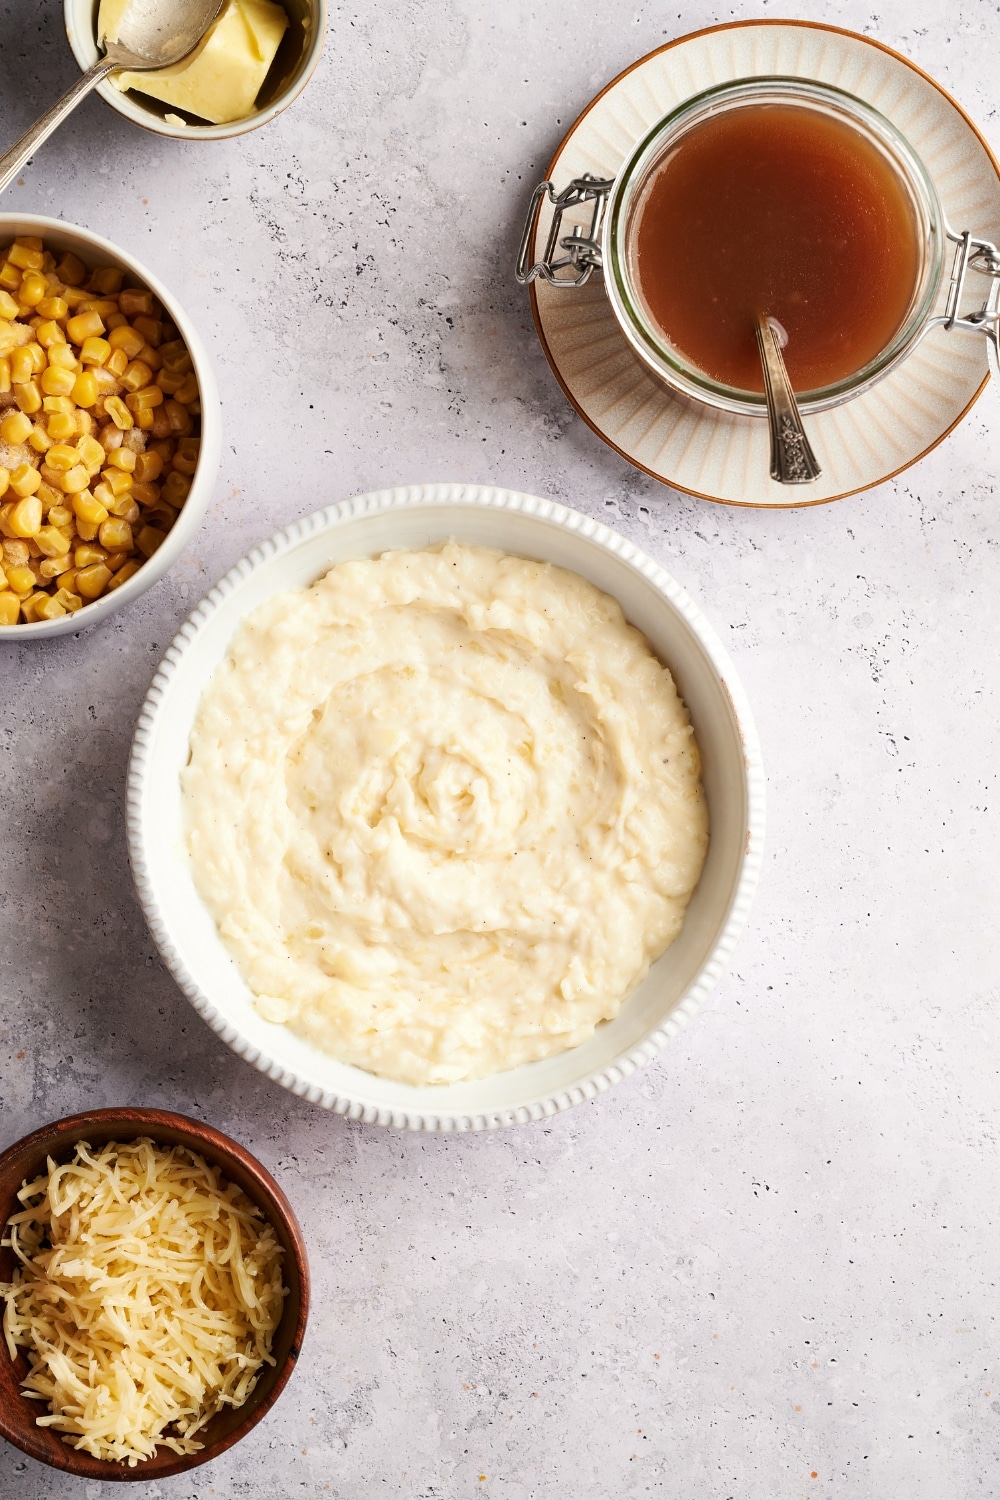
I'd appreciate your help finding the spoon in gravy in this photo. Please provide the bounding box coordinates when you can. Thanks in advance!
[755,316,822,485]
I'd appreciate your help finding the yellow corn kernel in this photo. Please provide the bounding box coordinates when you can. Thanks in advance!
[43,393,74,413]
[74,517,99,542]
[60,465,90,494]
[162,471,191,507]
[5,563,35,595]
[0,291,18,320]
[70,370,98,407]
[156,369,184,397]
[0,356,10,394]
[93,367,119,396]
[37,479,61,509]
[52,586,83,612]
[17,592,44,622]
[76,435,106,472]
[106,347,129,378]
[107,558,141,590]
[35,319,66,348]
[0,591,20,625]
[119,287,154,318]
[98,422,124,454]
[13,380,42,415]
[0,502,16,537]
[45,445,78,472]
[10,346,36,385]
[66,311,105,344]
[8,496,42,537]
[1,410,32,445]
[36,295,68,320]
[74,543,106,567]
[33,593,66,620]
[126,384,163,413]
[46,501,73,524]
[120,359,153,394]
[61,286,88,309]
[133,316,162,347]
[104,396,132,430]
[74,409,95,439]
[33,524,72,558]
[18,270,47,305]
[133,452,162,484]
[105,311,128,331]
[164,400,191,435]
[72,491,108,525]
[28,424,51,454]
[131,481,160,507]
[101,466,133,496]
[78,297,118,318]
[149,408,172,440]
[10,464,41,498]
[46,346,78,375]
[8,241,43,271]
[89,266,123,295]
[0,467,8,498]
[104,446,136,474]
[102,491,135,519]
[172,438,199,474]
[0,262,21,292]
[55,252,86,287]
[45,411,76,441]
[39,552,73,579]
[79,335,110,367]
[136,524,167,557]
[108,325,145,358]
[40,365,77,398]
[76,562,112,598]
[26,343,46,376]
[98,517,133,551]
[175,373,200,405]
[132,407,152,431]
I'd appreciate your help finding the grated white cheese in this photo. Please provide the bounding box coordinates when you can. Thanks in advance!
[0,1138,286,1466]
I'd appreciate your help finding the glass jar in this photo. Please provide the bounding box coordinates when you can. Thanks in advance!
[517,77,1000,415]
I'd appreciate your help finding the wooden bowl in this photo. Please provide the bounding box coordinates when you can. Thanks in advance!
[0,1108,309,1481]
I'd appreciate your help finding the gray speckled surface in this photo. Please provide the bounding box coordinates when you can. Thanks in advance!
[1,0,999,1495]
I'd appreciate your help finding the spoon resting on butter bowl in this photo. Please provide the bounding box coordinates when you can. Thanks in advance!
[755,314,822,485]
[0,0,225,197]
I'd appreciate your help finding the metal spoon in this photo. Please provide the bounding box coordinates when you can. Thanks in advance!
[0,0,225,198]
[755,315,821,484]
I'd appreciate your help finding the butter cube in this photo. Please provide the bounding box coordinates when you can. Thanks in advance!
[103,0,289,126]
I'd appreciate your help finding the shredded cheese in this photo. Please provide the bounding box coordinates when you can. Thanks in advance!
[0,1138,286,1466]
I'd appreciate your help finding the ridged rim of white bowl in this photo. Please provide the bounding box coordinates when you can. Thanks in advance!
[127,484,766,1130]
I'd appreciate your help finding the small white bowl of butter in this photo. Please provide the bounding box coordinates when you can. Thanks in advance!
[64,0,326,138]
[128,484,766,1131]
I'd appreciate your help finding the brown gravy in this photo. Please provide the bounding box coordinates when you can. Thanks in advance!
[631,103,921,394]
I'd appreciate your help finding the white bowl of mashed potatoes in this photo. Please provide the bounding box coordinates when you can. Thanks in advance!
[128,484,764,1129]
[64,0,325,138]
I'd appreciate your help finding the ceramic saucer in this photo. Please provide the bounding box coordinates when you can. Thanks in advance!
[527,20,1000,506]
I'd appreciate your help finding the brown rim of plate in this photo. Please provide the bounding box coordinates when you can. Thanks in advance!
[0,1107,309,1482]
[527,18,998,509]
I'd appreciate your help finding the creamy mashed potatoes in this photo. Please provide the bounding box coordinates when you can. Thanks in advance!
[183,544,708,1085]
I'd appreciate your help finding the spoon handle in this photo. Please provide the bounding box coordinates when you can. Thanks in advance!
[755,317,822,484]
[0,57,118,199]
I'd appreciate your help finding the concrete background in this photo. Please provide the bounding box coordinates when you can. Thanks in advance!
[1,0,999,1495]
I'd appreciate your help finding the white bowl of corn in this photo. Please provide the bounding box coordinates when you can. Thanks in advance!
[0,216,220,638]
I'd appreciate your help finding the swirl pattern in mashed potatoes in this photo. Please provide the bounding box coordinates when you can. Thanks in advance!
[183,543,708,1085]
